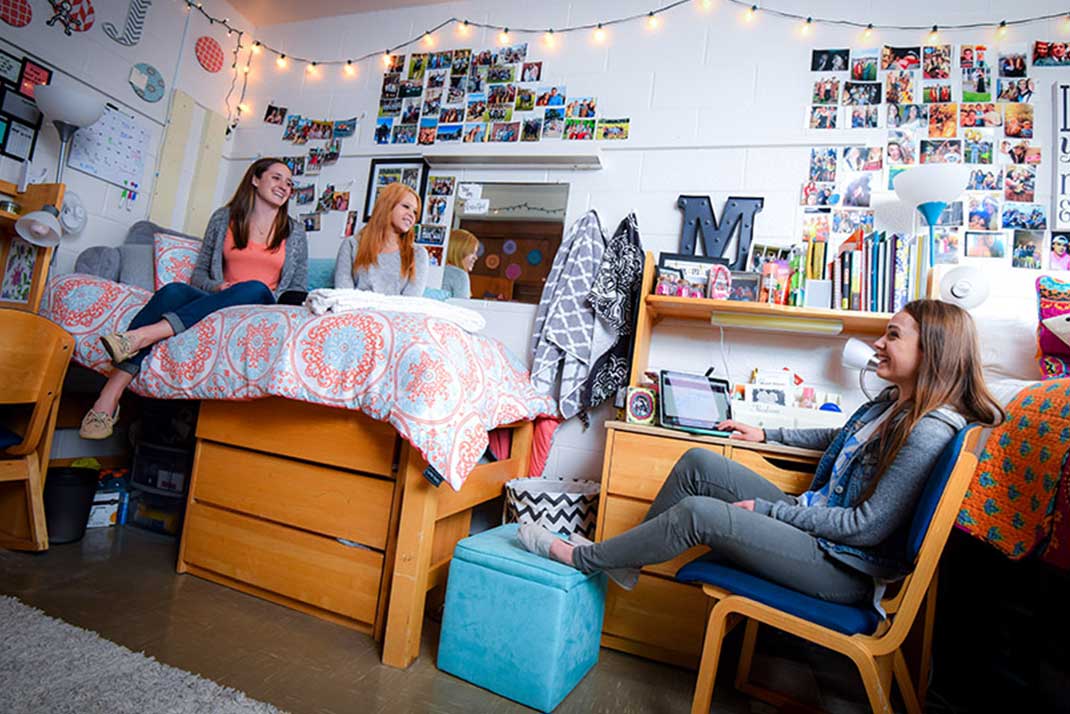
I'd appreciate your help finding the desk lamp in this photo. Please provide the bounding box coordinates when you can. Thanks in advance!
[842,337,880,399]
[15,84,104,250]
[892,164,969,271]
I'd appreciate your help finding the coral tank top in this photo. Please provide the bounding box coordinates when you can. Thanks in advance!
[222,228,285,291]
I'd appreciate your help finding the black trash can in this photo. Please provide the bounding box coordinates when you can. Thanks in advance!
[43,467,99,544]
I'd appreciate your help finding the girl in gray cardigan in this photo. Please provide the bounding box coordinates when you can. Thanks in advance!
[334,182,427,296]
[520,300,1004,606]
[80,158,308,440]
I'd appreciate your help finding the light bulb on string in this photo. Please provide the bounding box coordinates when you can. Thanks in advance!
[745,5,757,22]
[928,25,939,42]
[423,31,434,47]
[647,11,659,30]
[593,23,606,44]
[998,20,1007,38]
[543,29,555,47]
[344,60,355,76]
[242,65,250,74]
[801,16,812,35]
[276,54,287,69]
[697,0,713,11]
[499,28,510,45]
[864,23,873,39]
[251,41,261,54]
[458,19,470,37]
[307,61,317,75]
[238,102,249,114]
[382,50,392,67]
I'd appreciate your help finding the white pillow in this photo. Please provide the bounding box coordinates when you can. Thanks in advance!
[975,313,1041,382]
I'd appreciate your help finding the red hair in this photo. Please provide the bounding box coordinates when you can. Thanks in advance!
[354,182,420,280]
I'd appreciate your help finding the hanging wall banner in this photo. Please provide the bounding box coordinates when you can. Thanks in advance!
[1055,82,1070,231]
[104,0,152,47]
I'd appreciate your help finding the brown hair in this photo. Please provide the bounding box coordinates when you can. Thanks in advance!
[873,299,1004,480]
[226,158,292,251]
[354,182,420,280]
[446,229,480,270]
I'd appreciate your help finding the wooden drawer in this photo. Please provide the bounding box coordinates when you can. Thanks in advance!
[602,573,710,668]
[192,441,394,549]
[183,502,383,625]
[607,431,723,501]
[727,446,816,495]
[600,495,709,578]
[197,398,398,476]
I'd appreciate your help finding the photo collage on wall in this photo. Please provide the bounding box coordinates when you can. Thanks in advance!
[375,44,629,144]
[267,104,360,232]
[802,39,1066,271]
[415,173,460,267]
[0,49,53,162]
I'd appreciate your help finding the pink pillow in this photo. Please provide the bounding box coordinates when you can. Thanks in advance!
[153,233,201,290]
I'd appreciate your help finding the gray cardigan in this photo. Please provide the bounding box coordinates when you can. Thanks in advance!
[333,235,428,296]
[440,264,471,299]
[191,206,308,298]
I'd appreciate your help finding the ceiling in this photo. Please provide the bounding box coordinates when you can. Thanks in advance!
[228,0,454,28]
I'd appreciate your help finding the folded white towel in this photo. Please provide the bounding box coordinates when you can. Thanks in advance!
[305,288,486,333]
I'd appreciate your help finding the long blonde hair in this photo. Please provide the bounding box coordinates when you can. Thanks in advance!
[874,300,1004,480]
[447,229,480,270]
[354,182,420,280]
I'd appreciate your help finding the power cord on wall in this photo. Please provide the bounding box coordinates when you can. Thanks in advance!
[716,325,732,389]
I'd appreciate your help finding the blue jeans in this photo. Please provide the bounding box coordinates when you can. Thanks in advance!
[116,280,275,375]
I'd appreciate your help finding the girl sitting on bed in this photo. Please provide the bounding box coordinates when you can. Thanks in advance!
[79,158,308,440]
[519,300,1003,604]
[441,229,480,299]
[334,182,428,295]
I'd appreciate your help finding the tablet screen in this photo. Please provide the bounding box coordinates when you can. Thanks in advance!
[661,371,730,430]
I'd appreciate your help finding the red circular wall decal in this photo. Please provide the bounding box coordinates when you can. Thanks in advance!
[0,0,32,28]
[195,36,224,73]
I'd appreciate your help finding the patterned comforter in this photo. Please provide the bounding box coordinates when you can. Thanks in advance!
[45,274,556,491]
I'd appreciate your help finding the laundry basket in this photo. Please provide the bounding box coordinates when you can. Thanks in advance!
[504,478,600,540]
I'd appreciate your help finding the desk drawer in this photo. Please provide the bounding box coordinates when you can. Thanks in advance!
[600,496,709,578]
[607,432,723,501]
[197,398,397,476]
[602,574,709,667]
[727,447,816,495]
[183,502,383,625]
[192,441,394,549]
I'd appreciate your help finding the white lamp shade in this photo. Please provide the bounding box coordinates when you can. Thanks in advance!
[939,265,990,310]
[893,164,970,207]
[842,337,879,370]
[15,209,62,248]
[871,195,917,235]
[34,85,104,128]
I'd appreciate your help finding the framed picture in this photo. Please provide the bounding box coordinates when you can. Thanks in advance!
[363,157,428,221]
[1,117,37,161]
[657,252,727,291]
[17,59,51,99]
[0,50,20,87]
[0,86,42,128]
[727,271,759,302]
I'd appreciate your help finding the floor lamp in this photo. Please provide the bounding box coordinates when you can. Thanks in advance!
[14,85,104,258]
[892,164,969,275]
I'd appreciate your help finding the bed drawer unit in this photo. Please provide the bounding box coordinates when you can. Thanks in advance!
[596,421,822,668]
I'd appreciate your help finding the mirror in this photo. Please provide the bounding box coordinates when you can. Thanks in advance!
[450,182,569,304]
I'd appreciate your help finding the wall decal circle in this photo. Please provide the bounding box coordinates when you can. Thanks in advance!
[129,63,165,103]
[502,239,517,255]
[485,254,500,270]
[505,263,522,280]
[526,249,542,266]
[195,36,224,73]
[0,0,32,27]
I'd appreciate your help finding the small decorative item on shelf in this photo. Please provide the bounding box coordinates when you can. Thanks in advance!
[655,266,704,298]
[727,271,759,301]
[707,263,731,299]
[759,260,791,305]
[658,252,727,297]
[625,386,657,425]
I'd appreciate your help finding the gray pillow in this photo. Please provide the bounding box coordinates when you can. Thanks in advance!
[74,246,121,282]
[119,243,155,291]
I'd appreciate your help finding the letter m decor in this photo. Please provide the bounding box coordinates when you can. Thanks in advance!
[676,195,764,270]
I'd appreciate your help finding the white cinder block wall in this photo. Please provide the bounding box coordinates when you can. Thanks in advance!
[224,0,1059,479]
[0,0,255,273]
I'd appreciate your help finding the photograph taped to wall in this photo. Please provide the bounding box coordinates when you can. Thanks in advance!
[392,123,416,144]
[564,118,594,140]
[293,184,314,205]
[928,103,957,138]
[920,139,962,164]
[1012,230,1043,269]
[1033,41,1070,67]
[886,130,916,164]
[847,106,879,128]
[462,122,486,142]
[489,121,519,142]
[962,127,993,164]
[416,225,446,246]
[418,118,437,145]
[521,118,541,142]
[451,49,471,76]
[1002,203,1047,230]
[301,212,321,233]
[809,106,838,129]
[967,168,1001,191]
[596,118,629,140]
[998,49,1028,78]
[960,44,987,69]
[543,108,564,138]
[841,81,880,105]
[967,194,1001,230]
[884,69,915,104]
[851,49,877,80]
[811,76,839,105]
[811,48,848,72]
[1003,103,1034,138]
[961,67,992,102]
[887,103,927,129]
[1050,233,1070,270]
[436,123,462,143]
[399,79,423,99]
[536,85,566,106]
[1004,165,1036,203]
[881,45,920,71]
[263,104,287,124]
[922,45,951,79]
[408,53,427,80]
[996,78,1036,103]
[800,181,834,207]
[964,230,1005,258]
[960,103,1001,128]
[999,139,1041,165]
[932,227,961,264]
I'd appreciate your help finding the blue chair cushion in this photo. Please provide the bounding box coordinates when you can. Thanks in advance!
[0,425,22,450]
[676,557,881,636]
[907,425,973,559]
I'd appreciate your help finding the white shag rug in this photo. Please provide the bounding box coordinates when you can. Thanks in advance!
[0,596,283,714]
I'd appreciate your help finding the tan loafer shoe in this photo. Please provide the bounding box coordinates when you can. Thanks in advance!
[79,407,119,440]
[100,332,138,364]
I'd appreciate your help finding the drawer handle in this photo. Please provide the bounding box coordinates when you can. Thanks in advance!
[762,456,815,473]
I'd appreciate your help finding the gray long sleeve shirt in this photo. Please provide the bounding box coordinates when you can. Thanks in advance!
[190,207,308,298]
[440,264,471,299]
[334,235,428,296]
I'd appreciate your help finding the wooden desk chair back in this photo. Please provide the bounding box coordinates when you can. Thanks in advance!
[688,426,982,714]
[0,308,75,551]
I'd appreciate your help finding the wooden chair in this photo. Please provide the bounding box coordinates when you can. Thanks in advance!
[0,308,75,551]
[679,426,981,714]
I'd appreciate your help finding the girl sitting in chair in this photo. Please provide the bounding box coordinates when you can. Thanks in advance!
[80,158,308,439]
[441,229,480,299]
[520,300,1003,605]
[334,182,428,296]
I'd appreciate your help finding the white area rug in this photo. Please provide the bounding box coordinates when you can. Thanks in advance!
[0,596,283,714]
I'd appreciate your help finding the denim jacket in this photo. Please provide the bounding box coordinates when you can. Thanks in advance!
[757,389,965,578]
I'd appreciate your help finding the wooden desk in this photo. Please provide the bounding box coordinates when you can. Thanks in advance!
[595,420,822,669]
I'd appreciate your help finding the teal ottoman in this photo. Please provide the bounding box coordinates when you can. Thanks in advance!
[437,523,606,712]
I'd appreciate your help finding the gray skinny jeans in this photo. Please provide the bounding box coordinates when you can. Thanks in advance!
[572,448,872,604]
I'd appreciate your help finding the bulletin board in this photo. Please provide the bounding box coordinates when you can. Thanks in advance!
[68,105,149,190]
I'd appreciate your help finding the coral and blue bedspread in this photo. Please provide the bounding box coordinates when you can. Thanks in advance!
[44,274,555,491]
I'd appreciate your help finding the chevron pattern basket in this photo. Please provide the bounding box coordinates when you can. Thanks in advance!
[504,478,601,540]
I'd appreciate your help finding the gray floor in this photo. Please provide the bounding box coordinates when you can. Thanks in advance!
[0,526,870,714]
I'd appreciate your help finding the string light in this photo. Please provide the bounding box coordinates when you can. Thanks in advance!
[276,53,287,69]
[242,65,249,74]
[344,59,356,76]
[423,31,434,47]
[251,41,260,54]
[458,19,470,37]
[498,28,510,45]
[864,23,873,38]
[307,61,317,74]
[745,4,757,22]
[647,11,660,29]
[543,28,555,47]
[593,23,606,44]
[238,102,249,113]
[697,0,713,10]
[801,16,812,34]
[382,50,391,67]
[929,24,939,42]
[998,20,1007,37]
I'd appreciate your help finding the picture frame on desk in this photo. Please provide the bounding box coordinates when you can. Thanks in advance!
[727,271,759,301]
[658,252,727,293]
